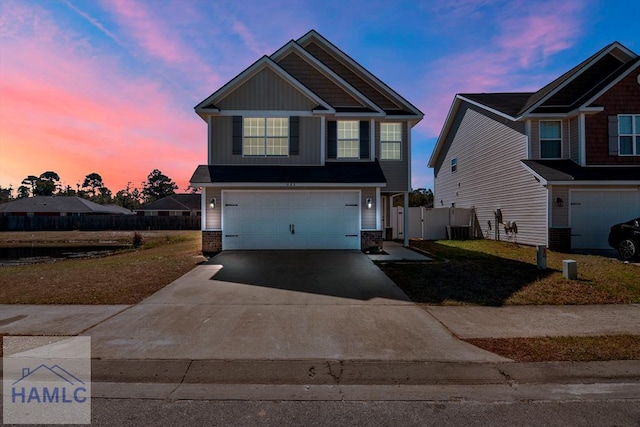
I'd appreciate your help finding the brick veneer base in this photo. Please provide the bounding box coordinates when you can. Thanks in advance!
[361,231,383,251]
[549,228,571,252]
[202,230,222,253]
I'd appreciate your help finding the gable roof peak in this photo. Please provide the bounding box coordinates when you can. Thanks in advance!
[518,40,637,115]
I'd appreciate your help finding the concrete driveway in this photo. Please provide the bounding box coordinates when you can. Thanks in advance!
[85,251,506,362]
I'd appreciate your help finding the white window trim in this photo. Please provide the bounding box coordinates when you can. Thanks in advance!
[242,117,290,158]
[618,114,640,156]
[380,122,402,161]
[539,120,563,159]
[337,120,360,159]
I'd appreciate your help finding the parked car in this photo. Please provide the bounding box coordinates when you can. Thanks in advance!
[608,217,640,260]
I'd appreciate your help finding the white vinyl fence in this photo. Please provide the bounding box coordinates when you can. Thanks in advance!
[391,207,476,240]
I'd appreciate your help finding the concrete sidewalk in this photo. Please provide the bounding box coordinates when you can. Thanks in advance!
[3,302,638,342]
[367,241,431,261]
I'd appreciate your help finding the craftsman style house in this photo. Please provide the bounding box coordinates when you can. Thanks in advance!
[429,42,640,250]
[190,31,423,252]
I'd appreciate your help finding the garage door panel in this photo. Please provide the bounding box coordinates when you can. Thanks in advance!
[571,191,640,249]
[223,191,360,250]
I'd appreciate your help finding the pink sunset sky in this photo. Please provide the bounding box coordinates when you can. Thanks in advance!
[0,0,638,194]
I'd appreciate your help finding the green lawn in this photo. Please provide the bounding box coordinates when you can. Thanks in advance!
[377,239,640,306]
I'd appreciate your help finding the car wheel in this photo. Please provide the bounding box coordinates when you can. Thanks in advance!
[618,238,637,260]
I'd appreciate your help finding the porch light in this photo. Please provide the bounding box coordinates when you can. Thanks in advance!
[555,197,563,207]
[209,198,216,209]
[366,198,372,209]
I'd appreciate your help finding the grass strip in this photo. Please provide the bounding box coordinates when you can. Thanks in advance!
[465,335,640,362]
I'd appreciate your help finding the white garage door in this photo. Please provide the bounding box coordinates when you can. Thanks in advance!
[222,191,361,250]
[571,190,640,249]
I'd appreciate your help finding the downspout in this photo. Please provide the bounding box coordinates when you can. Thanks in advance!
[200,188,207,232]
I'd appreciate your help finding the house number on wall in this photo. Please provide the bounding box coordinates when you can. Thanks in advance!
[287,183,296,186]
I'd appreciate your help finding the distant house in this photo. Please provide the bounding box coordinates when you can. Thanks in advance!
[428,41,640,250]
[135,194,201,216]
[0,196,133,216]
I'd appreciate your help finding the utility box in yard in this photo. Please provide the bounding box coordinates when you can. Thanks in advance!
[563,260,578,280]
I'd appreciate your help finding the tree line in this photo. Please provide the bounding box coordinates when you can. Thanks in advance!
[0,169,198,209]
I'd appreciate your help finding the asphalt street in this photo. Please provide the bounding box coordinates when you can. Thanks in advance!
[86,398,640,426]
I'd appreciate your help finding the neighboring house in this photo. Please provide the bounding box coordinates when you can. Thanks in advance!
[429,41,640,250]
[136,194,201,216]
[189,30,423,251]
[0,196,132,216]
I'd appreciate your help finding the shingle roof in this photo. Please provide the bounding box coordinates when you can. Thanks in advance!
[0,196,129,214]
[460,42,638,118]
[190,162,387,185]
[195,30,423,120]
[459,93,534,117]
[517,42,619,114]
[522,160,640,182]
[137,194,201,211]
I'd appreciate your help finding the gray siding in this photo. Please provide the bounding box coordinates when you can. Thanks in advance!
[361,187,377,229]
[277,52,364,107]
[550,186,570,227]
[433,103,548,246]
[204,187,221,229]
[375,121,409,192]
[210,116,321,165]
[217,68,318,111]
[530,118,571,160]
[569,117,580,163]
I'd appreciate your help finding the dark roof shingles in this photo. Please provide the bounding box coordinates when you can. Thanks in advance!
[522,160,640,181]
[190,162,387,185]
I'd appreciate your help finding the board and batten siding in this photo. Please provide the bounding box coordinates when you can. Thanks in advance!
[210,116,321,165]
[204,187,221,230]
[361,187,377,229]
[277,52,364,107]
[433,103,548,246]
[216,68,318,111]
[375,121,410,192]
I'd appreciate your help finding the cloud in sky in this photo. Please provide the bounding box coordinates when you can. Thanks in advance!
[0,2,204,191]
[1,0,632,195]
[412,0,587,139]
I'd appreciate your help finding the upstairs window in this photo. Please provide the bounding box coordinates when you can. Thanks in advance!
[242,117,288,156]
[337,121,359,158]
[380,123,402,160]
[451,158,457,173]
[540,121,562,158]
[619,114,640,155]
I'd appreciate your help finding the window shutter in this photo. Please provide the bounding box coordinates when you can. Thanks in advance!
[327,120,337,159]
[359,121,370,159]
[289,116,299,155]
[608,115,618,156]
[232,116,242,155]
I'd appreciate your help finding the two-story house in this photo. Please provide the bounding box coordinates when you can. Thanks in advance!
[190,30,423,252]
[428,41,640,251]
